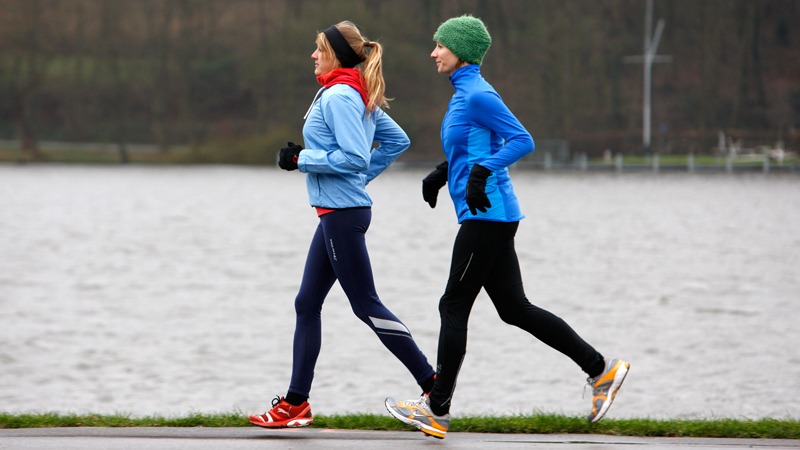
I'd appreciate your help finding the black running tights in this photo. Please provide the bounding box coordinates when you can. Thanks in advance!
[428,220,603,415]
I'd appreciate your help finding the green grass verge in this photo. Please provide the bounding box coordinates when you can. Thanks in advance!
[1,412,798,439]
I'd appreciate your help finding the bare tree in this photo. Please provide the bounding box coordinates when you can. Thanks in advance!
[100,0,130,162]
[6,0,49,157]
[146,0,175,154]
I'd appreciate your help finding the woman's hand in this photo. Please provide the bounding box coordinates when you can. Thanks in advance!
[278,142,303,171]
[422,160,448,208]
[466,164,492,214]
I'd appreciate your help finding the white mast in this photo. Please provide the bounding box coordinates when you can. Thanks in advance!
[624,0,671,155]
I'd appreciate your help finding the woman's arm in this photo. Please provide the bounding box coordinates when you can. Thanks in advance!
[466,90,534,171]
[298,90,371,174]
[363,111,410,184]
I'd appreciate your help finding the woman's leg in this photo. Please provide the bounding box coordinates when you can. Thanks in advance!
[482,225,605,376]
[320,208,435,387]
[288,222,337,398]
[429,220,511,415]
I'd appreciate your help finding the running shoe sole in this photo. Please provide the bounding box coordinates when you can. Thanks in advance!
[248,416,313,428]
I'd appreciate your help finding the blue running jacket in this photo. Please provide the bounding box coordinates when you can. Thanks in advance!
[442,64,535,223]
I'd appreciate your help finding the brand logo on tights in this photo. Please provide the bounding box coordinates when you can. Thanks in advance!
[329,239,337,261]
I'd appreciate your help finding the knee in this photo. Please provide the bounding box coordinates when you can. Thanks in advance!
[351,307,371,325]
[294,296,320,319]
[438,288,479,318]
[438,304,470,331]
[349,303,385,330]
[497,307,522,326]
[496,299,540,326]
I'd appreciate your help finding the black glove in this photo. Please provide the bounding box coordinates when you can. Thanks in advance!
[422,160,448,208]
[278,142,303,171]
[466,164,492,215]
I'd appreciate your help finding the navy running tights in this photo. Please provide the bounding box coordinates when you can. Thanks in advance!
[288,208,435,398]
[429,220,604,415]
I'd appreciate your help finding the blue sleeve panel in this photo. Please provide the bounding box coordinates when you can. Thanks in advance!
[441,65,534,223]
[298,84,409,209]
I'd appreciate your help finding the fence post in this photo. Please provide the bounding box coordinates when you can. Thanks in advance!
[544,152,552,171]
[726,154,733,173]
[653,154,660,173]
[763,153,770,174]
[579,153,588,171]
[615,153,623,173]
[688,153,695,173]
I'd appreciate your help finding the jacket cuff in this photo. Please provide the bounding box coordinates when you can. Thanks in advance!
[297,151,308,173]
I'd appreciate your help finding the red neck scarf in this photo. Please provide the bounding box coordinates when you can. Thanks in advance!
[316,68,369,107]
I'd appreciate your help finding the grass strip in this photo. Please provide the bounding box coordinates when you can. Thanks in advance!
[1,412,798,439]
[0,412,246,429]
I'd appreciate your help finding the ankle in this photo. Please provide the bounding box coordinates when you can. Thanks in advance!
[284,392,308,407]
[420,374,436,394]
[587,358,606,379]
[430,403,449,417]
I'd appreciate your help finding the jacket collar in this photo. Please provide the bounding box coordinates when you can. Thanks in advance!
[449,64,480,90]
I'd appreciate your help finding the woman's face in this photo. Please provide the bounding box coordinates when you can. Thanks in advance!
[312,45,338,76]
[431,42,462,75]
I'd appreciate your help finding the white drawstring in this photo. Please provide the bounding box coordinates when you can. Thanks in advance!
[303,87,326,119]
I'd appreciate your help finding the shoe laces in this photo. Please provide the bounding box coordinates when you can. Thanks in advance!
[256,396,284,417]
[419,394,431,407]
[418,394,438,414]
[403,394,428,409]
[583,377,596,399]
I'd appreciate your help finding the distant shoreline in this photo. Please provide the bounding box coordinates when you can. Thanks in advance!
[2,153,798,174]
[2,139,798,173]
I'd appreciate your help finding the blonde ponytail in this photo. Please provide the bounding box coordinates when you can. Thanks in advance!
[361,41,390,113]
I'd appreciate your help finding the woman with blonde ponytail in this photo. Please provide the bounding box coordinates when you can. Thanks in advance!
[248,21,435,429]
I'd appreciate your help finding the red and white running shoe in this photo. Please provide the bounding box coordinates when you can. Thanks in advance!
[249,396,313,428]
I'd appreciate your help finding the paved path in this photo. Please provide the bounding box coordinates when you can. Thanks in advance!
[1,427,799,449]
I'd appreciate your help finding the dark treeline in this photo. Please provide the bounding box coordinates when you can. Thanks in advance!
[1,0,799,162]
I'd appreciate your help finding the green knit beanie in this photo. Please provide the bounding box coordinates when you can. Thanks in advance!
[433,15,492,65]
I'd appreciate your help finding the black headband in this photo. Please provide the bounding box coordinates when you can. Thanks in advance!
[323,26,363,69]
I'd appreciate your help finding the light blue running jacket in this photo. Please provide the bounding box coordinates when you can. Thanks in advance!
[298,84,409,209]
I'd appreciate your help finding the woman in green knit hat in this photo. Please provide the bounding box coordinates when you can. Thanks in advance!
[385,15,630,439]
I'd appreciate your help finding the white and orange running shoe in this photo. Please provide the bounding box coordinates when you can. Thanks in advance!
[385,394,450,439]
[586,358,630,423]
[249,396,313,428]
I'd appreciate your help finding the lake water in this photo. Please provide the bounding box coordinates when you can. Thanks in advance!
[1,164,799,420]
